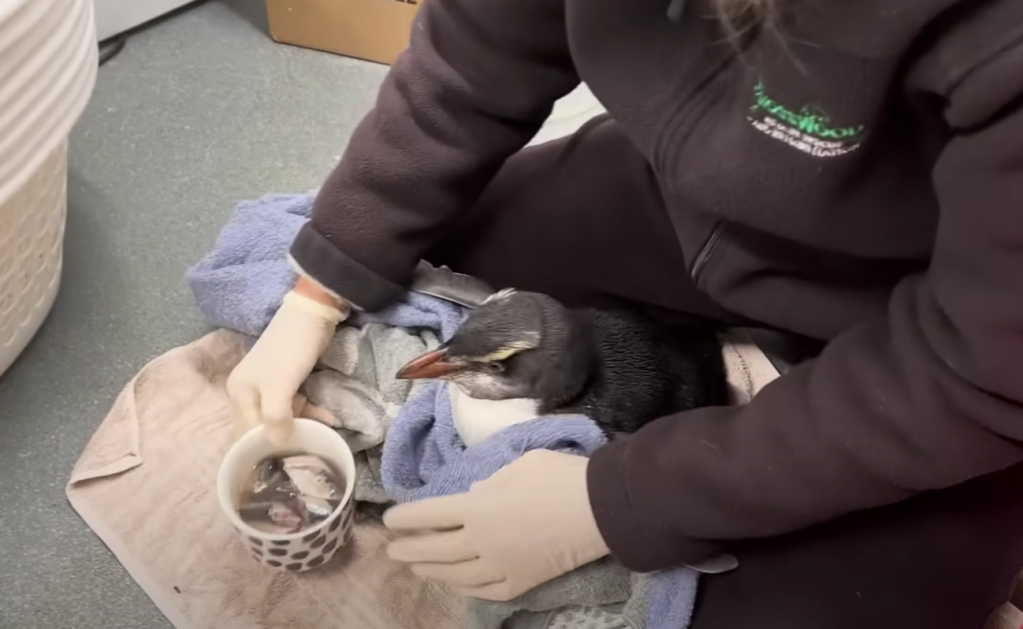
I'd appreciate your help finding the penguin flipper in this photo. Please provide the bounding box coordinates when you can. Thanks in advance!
[410,261,496,309]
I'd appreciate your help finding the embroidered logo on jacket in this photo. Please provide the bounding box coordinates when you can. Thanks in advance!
[748,81,865,158]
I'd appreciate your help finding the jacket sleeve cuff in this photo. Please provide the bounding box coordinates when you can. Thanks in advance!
[289,222,406,312]
[587,439,723,572]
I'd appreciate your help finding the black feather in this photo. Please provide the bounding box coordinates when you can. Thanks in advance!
[546,305,729,436]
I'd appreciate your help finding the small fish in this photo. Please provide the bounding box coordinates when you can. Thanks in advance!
[282,455,339,501]
[239,500,305,535]
[304,497,341,523]
[238,454,343,535]
[253,458,285,488]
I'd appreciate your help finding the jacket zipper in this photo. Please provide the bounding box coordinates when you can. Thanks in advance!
[690,222,725,284]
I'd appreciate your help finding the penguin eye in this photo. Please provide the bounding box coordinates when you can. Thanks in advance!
[484,361,505,374]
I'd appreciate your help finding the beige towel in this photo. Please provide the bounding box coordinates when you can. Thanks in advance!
[66,330,463,629]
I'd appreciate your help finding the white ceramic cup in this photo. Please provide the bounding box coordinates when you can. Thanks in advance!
[217,419,357,572]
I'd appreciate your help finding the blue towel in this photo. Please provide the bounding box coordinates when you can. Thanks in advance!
[186,192,464,340]
[381,382,698,629]
[358,291,464,344]
[381,384,607,503]
[186,193,312,337]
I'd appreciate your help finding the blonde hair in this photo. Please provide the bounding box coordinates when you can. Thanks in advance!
[714,0,779,40]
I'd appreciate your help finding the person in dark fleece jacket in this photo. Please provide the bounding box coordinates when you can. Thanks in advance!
[227,0,1023,626]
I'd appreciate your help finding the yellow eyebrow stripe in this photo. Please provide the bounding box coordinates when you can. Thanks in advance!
[478,340,538,362]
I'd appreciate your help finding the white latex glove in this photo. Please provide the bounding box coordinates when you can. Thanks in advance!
[226,290,347,444]
[384,450,610,601]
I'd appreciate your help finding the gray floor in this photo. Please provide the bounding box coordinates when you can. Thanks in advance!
[0,3,386,626]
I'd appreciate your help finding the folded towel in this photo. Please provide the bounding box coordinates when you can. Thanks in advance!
[302,322,444,503]
[380,382,699,629]
[470,560,643,629]
[187,193,314,337]
[66,330,465,629]
[381,384,606,502]
[357,290,464,344]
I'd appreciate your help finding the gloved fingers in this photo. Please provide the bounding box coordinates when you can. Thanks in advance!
[229,383,262,433]
[262,392,295,445]
[454,579,521,603]
[410,559,504,588]
[383,494,471,531]
[387,529,477,564]
[291,393,308,417]
[300,400,342,429]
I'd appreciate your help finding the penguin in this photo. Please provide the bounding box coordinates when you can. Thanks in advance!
[396,288,730,438]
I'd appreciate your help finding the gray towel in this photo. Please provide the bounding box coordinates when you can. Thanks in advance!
[466,559,647,629]
[301,323,443,504]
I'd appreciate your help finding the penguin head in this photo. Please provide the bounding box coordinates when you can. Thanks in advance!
[396,289,592,403]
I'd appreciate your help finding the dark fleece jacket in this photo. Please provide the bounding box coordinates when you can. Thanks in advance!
[290,0,1023,571]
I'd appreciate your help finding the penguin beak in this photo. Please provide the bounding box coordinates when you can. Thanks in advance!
[396,348,460,380]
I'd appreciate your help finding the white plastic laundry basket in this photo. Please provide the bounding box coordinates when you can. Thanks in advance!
[0,0,96,377]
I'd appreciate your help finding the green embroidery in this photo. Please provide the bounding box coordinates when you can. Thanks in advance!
[751,81,864,141]
[748,81,866,158]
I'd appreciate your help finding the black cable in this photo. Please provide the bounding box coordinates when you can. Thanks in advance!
[98,34,127,66]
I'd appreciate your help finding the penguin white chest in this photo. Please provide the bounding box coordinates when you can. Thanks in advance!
[448,386,542,447]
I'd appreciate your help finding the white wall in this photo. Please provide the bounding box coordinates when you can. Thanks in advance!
[94,0,194,41]
[528,84,606,147]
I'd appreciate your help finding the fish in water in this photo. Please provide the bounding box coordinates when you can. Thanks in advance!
[238,454,343,535]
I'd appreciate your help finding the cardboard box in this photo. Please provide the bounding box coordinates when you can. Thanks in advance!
[266,0,420,65]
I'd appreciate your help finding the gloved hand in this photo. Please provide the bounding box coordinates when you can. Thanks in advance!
[384,449,610,601]
[226,290,347,444]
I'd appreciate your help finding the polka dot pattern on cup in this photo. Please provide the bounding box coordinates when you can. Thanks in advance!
[241,498,356,573]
